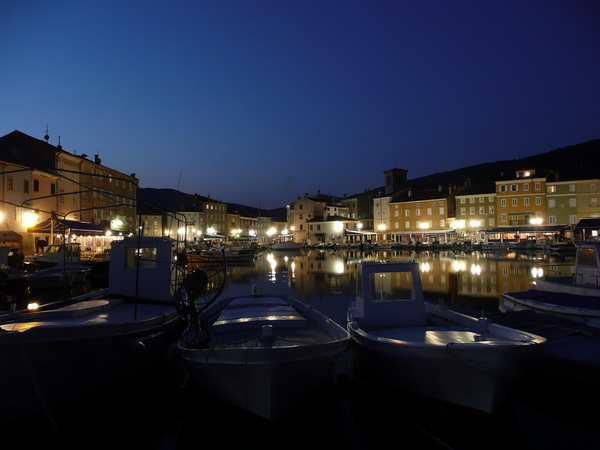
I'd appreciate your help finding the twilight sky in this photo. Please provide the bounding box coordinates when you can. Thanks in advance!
[1,1,599,209]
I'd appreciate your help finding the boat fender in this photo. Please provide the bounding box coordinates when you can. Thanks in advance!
[260,324,275,342]
[498,305,513,314]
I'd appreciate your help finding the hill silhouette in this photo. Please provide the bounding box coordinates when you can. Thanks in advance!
[403,138,600,191]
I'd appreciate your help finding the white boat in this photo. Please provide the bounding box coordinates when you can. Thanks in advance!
[270,241,304,251]
[0,236,205,423]
[347,260,546,413]
[194,246,256,264]
[177,289,350,421]
[30,242,110,280]
[501,241,600,326]
[533,241,600,296]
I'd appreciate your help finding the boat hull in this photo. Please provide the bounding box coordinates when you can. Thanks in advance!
[502,289,600,327]
[178,294,349,420]
[180,341,345,421]
[0,301,182,423]
[348,302,544,414]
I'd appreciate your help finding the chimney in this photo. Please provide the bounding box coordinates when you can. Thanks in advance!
[95,155,101,165]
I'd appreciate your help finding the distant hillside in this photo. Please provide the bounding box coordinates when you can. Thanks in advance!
[404,138,600,191]
[138,187,286,220]
[140,139,600,211]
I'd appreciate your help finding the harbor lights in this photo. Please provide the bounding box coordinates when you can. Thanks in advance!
[530,218,543,225]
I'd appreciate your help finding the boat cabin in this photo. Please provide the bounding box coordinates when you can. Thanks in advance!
[108,236,180,303]
[354,260,427,327]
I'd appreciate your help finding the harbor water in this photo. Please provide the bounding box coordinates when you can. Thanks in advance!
[2,248,599,449]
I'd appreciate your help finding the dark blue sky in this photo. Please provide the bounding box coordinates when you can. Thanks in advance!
[1,1,599,209]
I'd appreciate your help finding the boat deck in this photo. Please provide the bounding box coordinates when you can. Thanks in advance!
[359,325,516,345]
[204,296,340,349]
[0,299,176,333]
[488,309,600,341]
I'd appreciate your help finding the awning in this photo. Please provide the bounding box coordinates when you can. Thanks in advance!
[393,229,456,235]
[484,225,569,234]
[575,218,600,230]
[345,230,375,236]
[27,219,105,235]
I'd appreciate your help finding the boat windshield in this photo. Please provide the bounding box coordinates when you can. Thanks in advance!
[576,247,598,267]
[369,271,415,302]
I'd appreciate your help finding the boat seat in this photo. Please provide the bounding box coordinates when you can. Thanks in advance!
[211,304,307,333]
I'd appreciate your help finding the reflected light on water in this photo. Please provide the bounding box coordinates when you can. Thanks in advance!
[471,264,481,275]
[266,253,277,282]
[335,261,344,274]
[531,267,544,278]
[420,262,430,272]
[453,260,467,272]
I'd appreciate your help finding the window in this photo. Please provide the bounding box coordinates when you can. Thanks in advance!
[501,213,507,222]
[24,180,29,194]
[512,198,518,207]
[592,183,597,191]
[415,209,420,216]
[548,216,556,224]
[591,198,598,206]
[469,207,475,215]
[489,206,495,214]
[7,176,13,192]
[499,185,507,192]
[547,186,556,193]
[479,197,484,203]
[51,183,56,195]
[126,247,157,269]
[405,210,410,217]
[426,208,432,216]
[405,221,410,228]
[439,206,445,215]
[460,207,466,215]
[524,197,530,206]
[535,182,541,190]
[569,184,576,192]
[511,184,518,192]
[501,199,506,207]
[548,199,556,208]
[569,198,577,207]
[535,197,542,206]
[569,215,577,224]
[460,198,466,204]
[469,197,475,203]
[479,207,485,214]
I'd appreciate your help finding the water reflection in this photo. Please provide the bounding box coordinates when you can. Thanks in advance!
[225,249,574,318]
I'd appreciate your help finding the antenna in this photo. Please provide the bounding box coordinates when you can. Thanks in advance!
[44,125,49,143]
